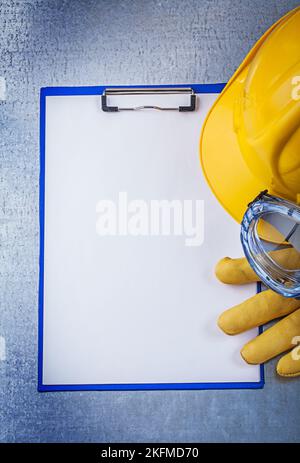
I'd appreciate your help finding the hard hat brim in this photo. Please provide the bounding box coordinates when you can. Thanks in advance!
[200,70,264,224]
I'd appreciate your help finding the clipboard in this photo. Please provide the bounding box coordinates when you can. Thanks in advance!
[39,84,264,391]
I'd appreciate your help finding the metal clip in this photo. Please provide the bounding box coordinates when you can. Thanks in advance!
[101,87,196,112]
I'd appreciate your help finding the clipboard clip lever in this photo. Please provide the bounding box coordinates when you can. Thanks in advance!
[101,87,196,112]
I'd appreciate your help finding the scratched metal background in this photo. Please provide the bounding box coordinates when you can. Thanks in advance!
[0,0,300,443]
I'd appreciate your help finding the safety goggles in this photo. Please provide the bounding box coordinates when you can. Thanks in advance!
[241,191,300,298]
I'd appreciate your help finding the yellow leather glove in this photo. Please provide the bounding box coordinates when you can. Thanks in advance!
[215,248,300,377]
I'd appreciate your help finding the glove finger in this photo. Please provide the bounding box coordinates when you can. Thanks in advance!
[215,256,258,285]
[277,345,300,377]
[241,308,300,364]
[218,289,299,335]
[215,247,300,285]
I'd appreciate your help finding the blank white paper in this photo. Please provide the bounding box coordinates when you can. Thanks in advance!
[42,90,261,386]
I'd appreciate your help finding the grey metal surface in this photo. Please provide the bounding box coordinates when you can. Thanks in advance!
[0,0,299,443]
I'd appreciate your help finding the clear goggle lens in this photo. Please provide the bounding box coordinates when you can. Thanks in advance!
[241,191,300,298]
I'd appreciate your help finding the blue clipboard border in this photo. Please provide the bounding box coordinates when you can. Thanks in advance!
[38,84,264,392]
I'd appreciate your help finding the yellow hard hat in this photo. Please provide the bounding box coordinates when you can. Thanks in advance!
[200,6,300,224]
